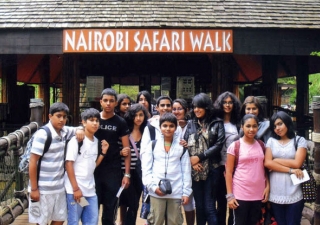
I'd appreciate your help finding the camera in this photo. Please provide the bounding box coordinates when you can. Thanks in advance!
[159,179,172,194]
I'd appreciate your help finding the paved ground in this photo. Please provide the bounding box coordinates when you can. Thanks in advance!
[12,209,312,225]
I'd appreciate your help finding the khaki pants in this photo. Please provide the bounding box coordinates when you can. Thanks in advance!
[147,196,184,225]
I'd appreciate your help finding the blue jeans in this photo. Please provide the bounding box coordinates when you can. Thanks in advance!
[66,194,98,225]
[192,167,220,225]
[271,199,304,225]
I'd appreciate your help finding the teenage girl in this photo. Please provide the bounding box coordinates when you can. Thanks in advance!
[115,94,131,118]
[118,103,148,225]
[225,114,269,225]
[213,91,241,225]
[136,90,153,118]
[264,111,307,225]
[184,93,225,225]
[172,98,195,225]
[240,96,271,143]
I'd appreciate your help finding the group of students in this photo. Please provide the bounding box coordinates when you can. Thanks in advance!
[27,88,308,225]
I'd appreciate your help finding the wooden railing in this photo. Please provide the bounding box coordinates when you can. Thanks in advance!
[0,122,38,225]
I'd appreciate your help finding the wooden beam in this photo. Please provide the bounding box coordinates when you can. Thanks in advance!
[62,55,80,126]
[39,55,50,121]
[296,56,309,137]
[262,55,278,118]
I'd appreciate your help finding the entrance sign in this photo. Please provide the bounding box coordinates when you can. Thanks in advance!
[63,29,233,53]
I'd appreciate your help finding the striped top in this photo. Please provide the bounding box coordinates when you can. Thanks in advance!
[121,139,141,170]
[28,121,77,194]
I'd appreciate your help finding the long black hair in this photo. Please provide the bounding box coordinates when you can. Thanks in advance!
[115,94,131,116]
[214,91,241,125]
[190,93,217,125]
[124,103,148,133]
[136,90,152,115]
[270,111,296,139]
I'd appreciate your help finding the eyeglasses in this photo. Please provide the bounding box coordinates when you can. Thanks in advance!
[172,108,184,111]
[159,104,171,107]
[223,101,233,105]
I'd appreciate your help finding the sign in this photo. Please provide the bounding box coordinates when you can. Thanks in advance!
[63,29,233,53]
[86,76,104,101]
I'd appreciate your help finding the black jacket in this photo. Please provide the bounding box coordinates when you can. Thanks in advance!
[184,117,225,165]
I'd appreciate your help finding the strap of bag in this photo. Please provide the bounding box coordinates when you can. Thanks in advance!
[234,139,265,171]
[37,126,52,182]
[129,135,140,159]
[294,135,308,165]
[147,122,156,141]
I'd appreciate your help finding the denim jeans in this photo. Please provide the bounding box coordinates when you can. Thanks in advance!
[66,194,98,225]
[192,167,220,225]
[271,199,304,225]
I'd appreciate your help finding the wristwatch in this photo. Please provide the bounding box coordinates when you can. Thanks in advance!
[124,173,131,178]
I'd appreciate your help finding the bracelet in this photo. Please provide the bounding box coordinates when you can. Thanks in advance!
[225,193,235,202]
[31,187,38,191]
[73,188,80,192]
[289,168,292,174]
[100,152,106,156]
[124,173,131,178]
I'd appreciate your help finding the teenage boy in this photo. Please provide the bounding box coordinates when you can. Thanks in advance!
[64,108,109,225]
[140,95,183,221]
[140,95,176,154]
[141,113,192,225]
[94,88,131,225]
[28,102,84,225]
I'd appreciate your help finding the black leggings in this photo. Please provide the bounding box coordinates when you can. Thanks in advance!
[233,199,262,225]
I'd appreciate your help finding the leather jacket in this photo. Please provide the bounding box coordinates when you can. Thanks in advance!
[184,117,225,165]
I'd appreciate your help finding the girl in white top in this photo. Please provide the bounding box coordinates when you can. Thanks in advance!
[213,91,242,225]
[264,111,307,225]
[172,98,195,225]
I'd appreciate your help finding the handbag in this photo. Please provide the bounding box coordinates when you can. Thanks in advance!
[129,135,142,180]
[294,136,317,203]
[301,165,317,202]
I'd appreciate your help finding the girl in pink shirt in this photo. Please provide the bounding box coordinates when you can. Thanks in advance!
[225,114,270,225]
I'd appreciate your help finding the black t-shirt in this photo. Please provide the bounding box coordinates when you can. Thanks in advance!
[95,114,129,172]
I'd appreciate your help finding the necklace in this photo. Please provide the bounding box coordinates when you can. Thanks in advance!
[164,142,172,147]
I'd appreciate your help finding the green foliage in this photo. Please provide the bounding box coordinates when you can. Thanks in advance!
[310,51,320,57]
[111,84,160,103]
[309,73,320,102]
[278,77,296,104]
[111,84,139,101]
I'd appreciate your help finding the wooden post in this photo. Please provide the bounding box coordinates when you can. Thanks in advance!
[38,55,50,121]
[261,56,278,118]
[296,56,309,137]
[312,96,320,224]
[62,54,80,126]
[1,55,18,123]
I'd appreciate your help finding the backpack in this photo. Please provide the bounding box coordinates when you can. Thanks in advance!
[19,126,52,179]
[64,137,83,173]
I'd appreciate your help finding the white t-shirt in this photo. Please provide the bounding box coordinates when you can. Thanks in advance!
[220,122,238,165]
[64,136,98,196]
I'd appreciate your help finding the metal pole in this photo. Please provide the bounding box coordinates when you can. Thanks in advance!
[312,96,320,224]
